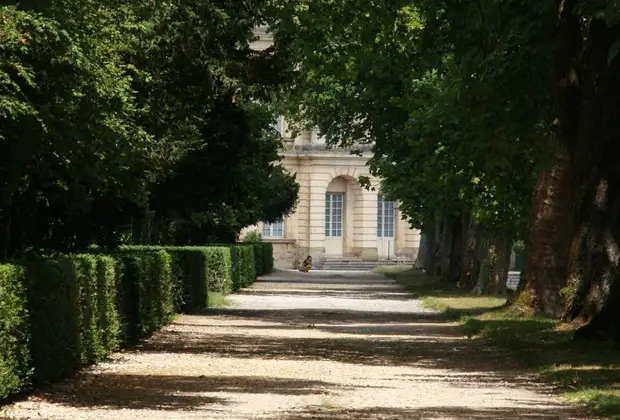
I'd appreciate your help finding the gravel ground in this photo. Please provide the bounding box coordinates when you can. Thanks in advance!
[1,269,595,420]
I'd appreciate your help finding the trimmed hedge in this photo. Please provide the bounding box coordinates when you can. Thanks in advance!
[262,243,274,274]
[24,254,121,385]
[25,256,80,385]
[0,241,273,402]
[0,264,30,399]
[251,242,274,276]
[204,246,232,293]
[229,245,256,291]
[116,249,174,343]
[119,245,234,311]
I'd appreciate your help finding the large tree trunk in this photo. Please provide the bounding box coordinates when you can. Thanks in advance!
[568,178,620,341]
[518,0,583,316]
[561,16,620,339]
[520,141,576,316]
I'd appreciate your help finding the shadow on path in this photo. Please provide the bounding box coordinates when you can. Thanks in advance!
[277,405,584,420]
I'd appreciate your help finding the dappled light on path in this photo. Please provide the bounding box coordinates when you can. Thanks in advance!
[1,270,593,419]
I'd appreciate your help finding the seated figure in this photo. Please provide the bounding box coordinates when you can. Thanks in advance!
[299,255,312,272]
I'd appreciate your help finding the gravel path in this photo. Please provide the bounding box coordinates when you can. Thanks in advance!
[1,270,594,419]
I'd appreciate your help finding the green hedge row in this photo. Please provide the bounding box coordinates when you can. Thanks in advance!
[0,264,29,400]
[0,242,274,401]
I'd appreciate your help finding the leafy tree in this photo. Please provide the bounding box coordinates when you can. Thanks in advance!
[0,0,299,258]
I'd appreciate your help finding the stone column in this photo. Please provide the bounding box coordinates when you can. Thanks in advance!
[308,172,327,261]
[358,188,379,261]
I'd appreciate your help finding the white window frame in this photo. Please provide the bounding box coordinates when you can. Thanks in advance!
[377,195,395,238]
[325,193,344,237]
[272,115,285,136]
[262,220,284,237]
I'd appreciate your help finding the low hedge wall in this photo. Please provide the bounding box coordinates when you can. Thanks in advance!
[229,245,256,291]
[250,242,274,276]
[116,249,175,344]
[0,264,30,400]
[119,245,234,311]
[0,241,274,402]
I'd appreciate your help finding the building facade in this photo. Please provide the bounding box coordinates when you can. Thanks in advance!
[243,27,421,268]
[242,118,421,268]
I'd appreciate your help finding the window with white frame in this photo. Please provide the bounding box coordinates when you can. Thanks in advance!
[272,115,285,136]
[262,220,284,237]
[325,193,344,237]
[377,195,395,238]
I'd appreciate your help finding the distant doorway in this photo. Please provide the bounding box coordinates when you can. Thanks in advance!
[377,194,395,258]
[325,192,344,256]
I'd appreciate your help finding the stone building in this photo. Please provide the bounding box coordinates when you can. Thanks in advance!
[242,27,421,268]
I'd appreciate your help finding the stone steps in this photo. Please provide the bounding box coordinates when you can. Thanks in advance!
[315,258,414,271]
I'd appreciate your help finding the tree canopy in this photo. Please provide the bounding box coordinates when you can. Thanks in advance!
[0,0,299,258]
[275,0,620,338]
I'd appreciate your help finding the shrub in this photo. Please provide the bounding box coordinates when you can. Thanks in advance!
[229,245,256,291]
[0,264,30,400]
[262,242,274,274]
[241,230,262,243]
[250,242,274,276]
[22,254,121,386]
[204,246,232,294]
[117,249,175,343]
[95,256,120,355]
[252,243,265,276]
[166,248,208,312]
[24,256,80,385]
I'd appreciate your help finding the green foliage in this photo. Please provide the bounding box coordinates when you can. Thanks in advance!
[23,256,80,385]
[116,249,174,342]
[169,248,208,312]
[20,254,121,386]
[252,243,265,277]
[262,243,274,274]
[0,0,298,258]
[1,244,241,401]
[0,264,30,400]
[249,242,274,276]
[277,0,553,239]
[207,292,231,309]
[241,230,263,243]
[203,247,232,295]
[94,256,120,355]
[229,245,257,291]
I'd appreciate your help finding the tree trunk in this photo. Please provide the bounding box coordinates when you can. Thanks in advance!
[569,179,620,341]
[459,212,478,288]
[425,216,441,275]
[415,215,431,269]
[520,146,576,315]
[472,257,490,296]
[518,1,584,316]
[557,14,620,341]
[448,214,463,283]
[415,232,427,269]
[489,234,512,297]
[1,200,11,261]
[471,226,490,294]
[439,215,455,280]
